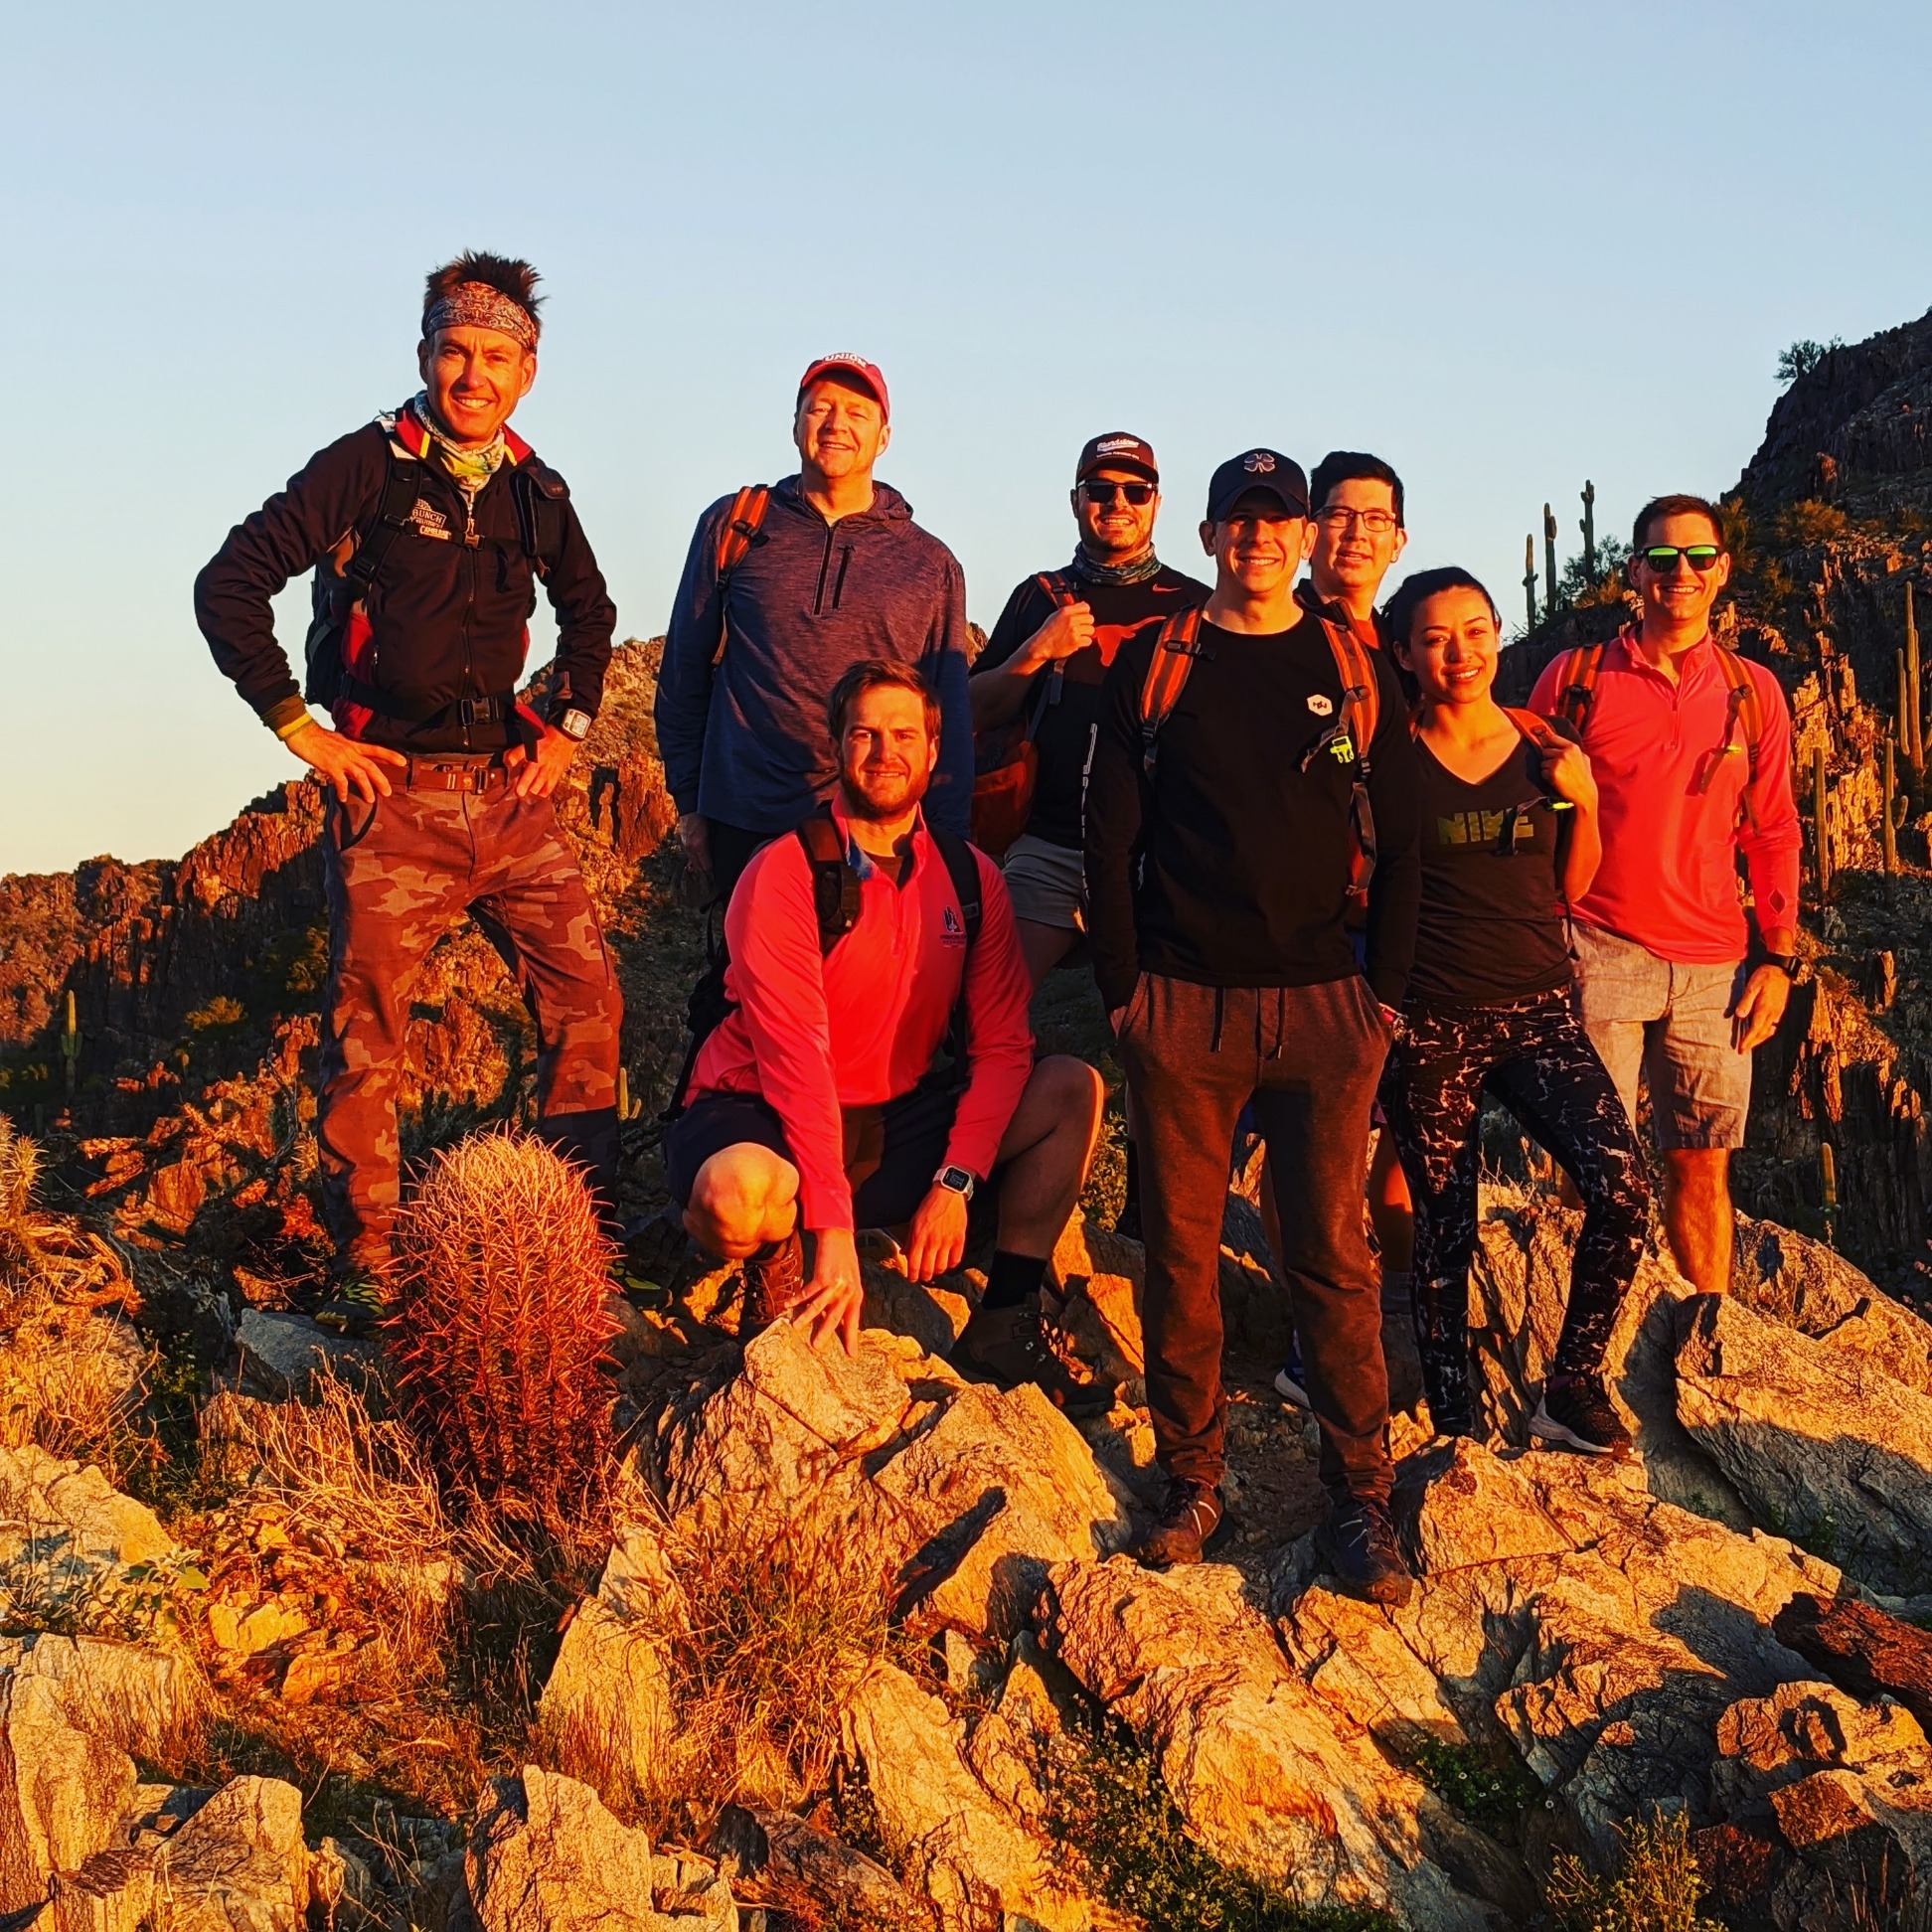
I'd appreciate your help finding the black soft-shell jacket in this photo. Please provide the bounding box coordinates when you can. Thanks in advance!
[194,406,617,753]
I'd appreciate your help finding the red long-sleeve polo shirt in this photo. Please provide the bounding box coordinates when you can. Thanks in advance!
[689,810,1036,1230]
[1529,628,1801,963]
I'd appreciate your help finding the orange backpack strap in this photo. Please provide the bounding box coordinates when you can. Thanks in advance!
[1035,569,1077,608]
[1556,642,1605,736]
[1505,706,1566,753]
[1701,643,1766,827]
[710,485,771,667]
[1138,604,1207,778]
[1318,617,1380,770]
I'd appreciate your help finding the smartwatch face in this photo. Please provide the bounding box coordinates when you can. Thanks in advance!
[939,1165,974,1194]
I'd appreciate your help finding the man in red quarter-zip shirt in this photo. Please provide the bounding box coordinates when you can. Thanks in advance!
[1530,492,1802,1295]
[664,660,1107,1410]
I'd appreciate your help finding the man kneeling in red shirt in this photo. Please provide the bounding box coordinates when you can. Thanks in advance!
[664,659,1108,1410]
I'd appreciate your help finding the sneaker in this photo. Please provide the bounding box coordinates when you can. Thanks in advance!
[1318,1495,1414,1606]
[1129,1478,1222,1569]
[1530,1372,1632,1458]
[954,1297,1112,1418]
[740,1229,806,1336]
[314,1270,391,1338]
[1273,1335,1311,1409]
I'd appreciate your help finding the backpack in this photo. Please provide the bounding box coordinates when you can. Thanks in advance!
[303,427,571,719]
[970,571,1077,858]
[708,484,772,663]
[661,812,985,1124]
[1139,604,1383,920]
[1554,632,1766,825]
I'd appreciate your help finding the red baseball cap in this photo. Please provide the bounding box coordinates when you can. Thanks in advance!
[797,354,889,419]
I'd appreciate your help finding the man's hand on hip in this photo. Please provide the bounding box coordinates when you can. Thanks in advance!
[1732,963,1792,1051]
[904,1184,969,1283]
[285,721,407,804]
[507,724,579,799]
[792,1226,865,1354]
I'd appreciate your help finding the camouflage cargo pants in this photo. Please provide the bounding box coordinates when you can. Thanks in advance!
[317,771,623,1269]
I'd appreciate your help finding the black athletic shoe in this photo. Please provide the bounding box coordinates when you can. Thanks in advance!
[1530,1372,1632,1458]
[1318,1495,1414,1606]
[314,1270,391,1339]
[954,1297,1112,1418]
[1130,1479,1222,1569]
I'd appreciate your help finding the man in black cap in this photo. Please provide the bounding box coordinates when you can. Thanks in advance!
[1085,449,1422,1592]
[970,434,1208,987]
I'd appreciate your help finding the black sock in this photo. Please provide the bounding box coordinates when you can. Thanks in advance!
[983,1250,1047,1311]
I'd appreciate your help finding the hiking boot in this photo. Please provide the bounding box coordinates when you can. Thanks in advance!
[739,1229,806,1336]
[1380,1271,1424,1416]
[1530,1372,1632,1458]
[1318,1495,1414,1606]
[954,1297,1112,1419]
[1129,1478,1223,1569]
[1274,1334,1310,1409]
[314,1270,392,1339]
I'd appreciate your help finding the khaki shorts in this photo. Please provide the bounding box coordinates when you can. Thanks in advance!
[1569,921,1752,1150]
[1001,832,1086,931]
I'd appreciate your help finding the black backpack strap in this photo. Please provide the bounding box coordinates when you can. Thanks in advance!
[511,459,570,575]
[796,810,863,954]
[344,443,425,592]
[929,830,983,1079]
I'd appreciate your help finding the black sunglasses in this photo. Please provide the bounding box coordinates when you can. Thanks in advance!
[1642,545,1722,574]
[1081,481,1155,506]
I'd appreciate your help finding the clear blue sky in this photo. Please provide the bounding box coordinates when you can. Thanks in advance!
[3,1,1926,875]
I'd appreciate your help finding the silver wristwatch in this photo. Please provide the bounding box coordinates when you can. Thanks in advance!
[933,1164,976,1202]
[557,709,593,741]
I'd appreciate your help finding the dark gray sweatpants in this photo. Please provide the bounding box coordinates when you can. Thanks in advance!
[1117,972,1392,1504]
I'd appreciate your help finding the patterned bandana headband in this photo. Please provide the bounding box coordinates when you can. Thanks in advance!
[421,281,538,352]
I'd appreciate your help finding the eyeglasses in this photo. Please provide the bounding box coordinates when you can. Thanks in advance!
[1316,507,1399,536]
[1642,545,1722,574]
[1081,481,1155,506]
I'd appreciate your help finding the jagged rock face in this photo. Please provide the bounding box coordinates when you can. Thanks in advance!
[1741,306,1932,519]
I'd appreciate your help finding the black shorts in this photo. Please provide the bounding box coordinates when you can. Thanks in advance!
[664,1080,965,1228]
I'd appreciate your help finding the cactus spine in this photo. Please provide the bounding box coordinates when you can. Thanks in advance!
[387,1129,619,1529]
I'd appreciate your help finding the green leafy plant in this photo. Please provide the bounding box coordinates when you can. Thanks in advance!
[1777,337,1845,385]
[1413,1736,1539,1831]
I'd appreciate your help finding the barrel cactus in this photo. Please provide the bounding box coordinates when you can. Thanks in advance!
[387,1130,619,1528]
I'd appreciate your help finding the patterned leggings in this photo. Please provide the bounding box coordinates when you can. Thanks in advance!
[1379,987,1651,1385]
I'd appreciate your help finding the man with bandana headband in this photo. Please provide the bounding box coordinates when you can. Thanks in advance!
[195,250,622,1330]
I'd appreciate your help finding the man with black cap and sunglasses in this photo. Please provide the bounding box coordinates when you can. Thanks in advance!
[1529,492,1800,1298]
[1085,448,1421,1592]
[971,434,1208,987]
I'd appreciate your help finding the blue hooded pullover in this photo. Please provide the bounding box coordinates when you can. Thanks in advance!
[655,476,973,838]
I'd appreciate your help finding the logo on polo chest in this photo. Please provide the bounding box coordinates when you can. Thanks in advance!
[941,904,964,941]
[1307,693,1335,717]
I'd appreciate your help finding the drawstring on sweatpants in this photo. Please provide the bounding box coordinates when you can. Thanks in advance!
[1209,986,1225,1052]
[1272,985,1287,1058]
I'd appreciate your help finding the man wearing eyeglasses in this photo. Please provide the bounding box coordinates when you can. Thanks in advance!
[1299,450,1408,652]
[970,434,1208,988]
[1529,493,1801,1295]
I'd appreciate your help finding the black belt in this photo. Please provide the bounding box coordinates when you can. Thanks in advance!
[338,674,517,730]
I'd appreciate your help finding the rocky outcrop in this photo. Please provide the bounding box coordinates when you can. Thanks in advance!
[467,1769,733,1932]
[1675,1288,1932,1593]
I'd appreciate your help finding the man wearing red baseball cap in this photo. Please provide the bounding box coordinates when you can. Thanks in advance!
[656,354,974,902]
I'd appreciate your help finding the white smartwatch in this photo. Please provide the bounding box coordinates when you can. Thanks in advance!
[933,1164,976,1202]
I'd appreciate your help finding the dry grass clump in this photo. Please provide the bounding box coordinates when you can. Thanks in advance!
[0,1117,153,1480]
[387,1130,619,1535]
[1547,1809,1722,1932]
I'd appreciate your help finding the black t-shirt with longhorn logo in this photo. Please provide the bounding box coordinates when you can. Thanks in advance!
[1408,721,1580,1008]
[974,565,1208,850]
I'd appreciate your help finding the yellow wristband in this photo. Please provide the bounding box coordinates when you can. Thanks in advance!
[273,712,315,742]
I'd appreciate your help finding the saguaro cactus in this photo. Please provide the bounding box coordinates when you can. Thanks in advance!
[1579,480,1597,585]
[387,1130,619,1528]
[1812,742,1832,900]
[1884,733,1900,890]
[59,993,80,1098]
[1543,504,1559,618]
[1524,535,1538,631]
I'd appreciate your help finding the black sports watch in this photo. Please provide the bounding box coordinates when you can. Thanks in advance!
[1764,951,1811,986]
[557,709,593,742]
[933,1164,977,1202]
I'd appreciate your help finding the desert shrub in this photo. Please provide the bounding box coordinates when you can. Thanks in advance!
[1045,1712,1397,1930]
[1546,1808,1721,1932]
[1775,500,1851,546]
[0,1118,154,1480]
[387,1130,618,1533]
[1778,337,1845,385]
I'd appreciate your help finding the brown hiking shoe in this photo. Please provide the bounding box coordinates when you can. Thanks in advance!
[740,1229,806,1336]
[954,1297,1111,1418]
[1130,1478,1223,1569]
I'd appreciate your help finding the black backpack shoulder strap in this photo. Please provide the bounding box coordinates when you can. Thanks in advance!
[343,436,424,592]
[795,811,863,955]
[511,457,570,575]
[930,830,984,948]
